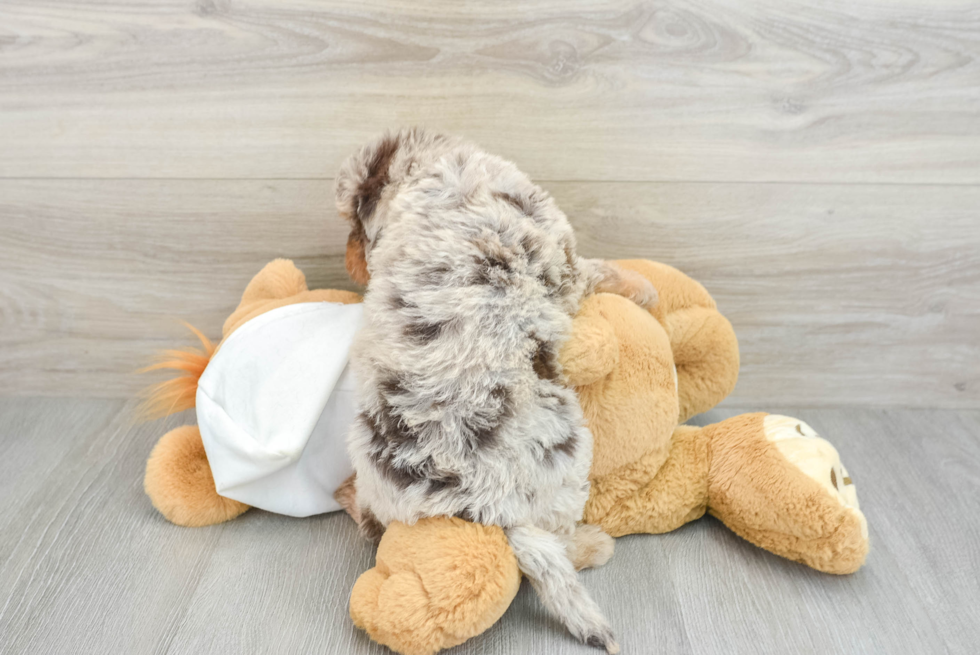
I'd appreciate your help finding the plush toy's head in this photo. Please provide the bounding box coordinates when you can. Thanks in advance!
[762,414,866,536]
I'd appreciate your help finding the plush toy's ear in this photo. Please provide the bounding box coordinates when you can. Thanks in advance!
[335,132,401,286]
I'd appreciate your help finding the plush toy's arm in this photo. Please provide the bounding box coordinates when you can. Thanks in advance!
[560,301,620,387]
[615,260,739,422]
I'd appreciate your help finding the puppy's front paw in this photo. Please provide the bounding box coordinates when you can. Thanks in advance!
[621,269,658,310]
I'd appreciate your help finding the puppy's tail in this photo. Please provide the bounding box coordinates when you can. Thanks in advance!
[506,525,619,653]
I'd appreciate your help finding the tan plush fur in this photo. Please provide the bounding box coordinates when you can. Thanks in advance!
[575,293,679,480]
[141,257,868,655]
[703,413,869,575]
[144,425,249,527]
[349,517,521,655]
[615,259,740,423]
[221,259,361,338]
[584,425,709,536]
[332,474,362,524]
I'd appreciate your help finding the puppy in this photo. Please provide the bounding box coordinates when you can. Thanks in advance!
[336,128,656,653]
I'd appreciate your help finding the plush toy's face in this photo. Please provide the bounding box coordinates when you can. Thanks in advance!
[763,414,867,537]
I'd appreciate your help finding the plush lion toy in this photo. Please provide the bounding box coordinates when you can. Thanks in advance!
[141,258,868,655]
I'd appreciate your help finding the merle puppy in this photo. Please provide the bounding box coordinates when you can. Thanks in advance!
[336,128,656,653]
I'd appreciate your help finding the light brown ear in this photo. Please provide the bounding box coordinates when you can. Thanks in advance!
[346,219,371,285]
[336,132,401,287]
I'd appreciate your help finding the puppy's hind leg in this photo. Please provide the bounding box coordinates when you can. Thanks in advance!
[580,258,658,309]
[333,473,386,544]
[568,523,615,571]
[506,525,619,653]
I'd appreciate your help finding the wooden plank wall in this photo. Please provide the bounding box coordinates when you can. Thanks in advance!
[0,0,978,407]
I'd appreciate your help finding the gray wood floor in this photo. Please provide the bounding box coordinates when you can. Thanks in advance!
[1,398,977,655]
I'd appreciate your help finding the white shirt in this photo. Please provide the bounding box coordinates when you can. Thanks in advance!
[196,302,362,517]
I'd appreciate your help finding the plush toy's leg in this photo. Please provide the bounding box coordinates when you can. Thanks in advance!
[584,414,868,574]
[144,425,250,527]
[663,306,739,423]
[614,260,740,423]
[704,413,869,574]
[350,517,520,655]
[584,425,710,537]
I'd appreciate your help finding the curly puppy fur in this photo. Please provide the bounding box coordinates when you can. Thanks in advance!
[336,128,654,653]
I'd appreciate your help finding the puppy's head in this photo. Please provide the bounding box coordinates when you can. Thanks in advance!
[335,128,460,285]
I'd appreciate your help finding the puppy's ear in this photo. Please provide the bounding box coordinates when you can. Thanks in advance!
[345,219,371,286]
[335,132,401,286]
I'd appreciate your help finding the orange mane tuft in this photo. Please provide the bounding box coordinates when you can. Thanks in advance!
[136,322,216,421]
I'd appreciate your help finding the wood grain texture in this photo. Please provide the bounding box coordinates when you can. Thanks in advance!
[0,0,978,182]
[1,179,977,407]
[1,400,978,654]
[0,400,228,655]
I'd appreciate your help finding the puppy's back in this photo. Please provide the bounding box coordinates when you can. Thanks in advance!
[342,132,591,524]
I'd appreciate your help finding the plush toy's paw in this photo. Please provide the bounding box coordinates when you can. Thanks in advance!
[350,517,520,655]
[706,413,869,574]
[568,524,615,571]
[144,425,249,527]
